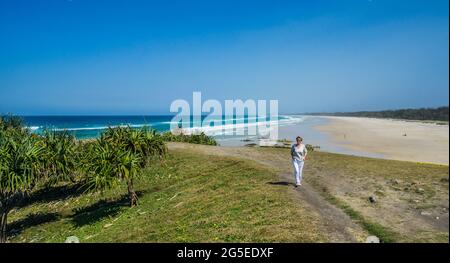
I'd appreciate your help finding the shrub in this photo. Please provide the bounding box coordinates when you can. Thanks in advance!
[161,131,217,146]
[83,126,167,206]
[0,128,45,242]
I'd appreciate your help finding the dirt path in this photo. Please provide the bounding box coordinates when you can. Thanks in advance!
[168,143,367,242]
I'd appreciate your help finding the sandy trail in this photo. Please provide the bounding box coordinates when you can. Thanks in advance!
[168,142,367,242]
[314,116,449,165]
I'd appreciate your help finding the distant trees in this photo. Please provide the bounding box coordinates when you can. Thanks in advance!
[307,106,449,121]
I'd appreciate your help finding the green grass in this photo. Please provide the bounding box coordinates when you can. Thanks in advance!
[6,145,448,243]
[303,151,449,243]
[7,148,324,243]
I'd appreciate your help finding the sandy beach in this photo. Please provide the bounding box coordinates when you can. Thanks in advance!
[313,116,449,165]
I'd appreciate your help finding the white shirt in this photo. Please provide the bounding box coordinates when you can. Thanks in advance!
[291,143,307,161]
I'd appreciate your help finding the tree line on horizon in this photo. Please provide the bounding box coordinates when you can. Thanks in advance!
[305,106,449,122]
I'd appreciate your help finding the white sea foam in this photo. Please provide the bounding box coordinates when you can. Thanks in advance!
[28,115,304,138]
[52,125,143,132]
[179,115,304,136]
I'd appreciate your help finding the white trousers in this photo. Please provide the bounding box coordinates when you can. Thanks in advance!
[292,159,304,185]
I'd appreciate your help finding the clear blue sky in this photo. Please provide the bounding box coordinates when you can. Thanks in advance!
[0,0,448,115]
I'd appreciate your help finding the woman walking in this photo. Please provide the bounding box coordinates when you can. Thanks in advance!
[291,136,307,187]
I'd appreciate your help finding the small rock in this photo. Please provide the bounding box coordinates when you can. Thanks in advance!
[375,190,385,196]
[65,236,80,243]
[392,179,401,185]
[366,236,380,243]
[436,217,440,220]
[416,188,425,194]
[103,223,113,228]
[420,211,432,216]
[368,196,376,203]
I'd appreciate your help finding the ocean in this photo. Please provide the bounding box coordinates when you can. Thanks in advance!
[22,115,305,142]
[21,115,386,158]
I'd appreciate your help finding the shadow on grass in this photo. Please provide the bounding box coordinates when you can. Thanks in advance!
[267,181,296,187]
[15,183,87,209]
[8,212,61,236]
[71,190,147,227]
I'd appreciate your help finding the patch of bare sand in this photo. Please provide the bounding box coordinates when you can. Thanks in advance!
[314,116,449,165]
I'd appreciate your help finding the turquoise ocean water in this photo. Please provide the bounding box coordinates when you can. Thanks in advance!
[23,115,304,140]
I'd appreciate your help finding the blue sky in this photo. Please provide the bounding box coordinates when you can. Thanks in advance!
[0,0,448,115]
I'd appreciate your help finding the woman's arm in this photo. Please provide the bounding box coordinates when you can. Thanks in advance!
[303,145,308,160]
[290,145,295,159]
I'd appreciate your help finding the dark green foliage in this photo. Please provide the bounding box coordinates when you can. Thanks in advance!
[0,114,25,131]
[83,126,167,206]
[101,126,167,164]
[83,136,140,192]
[40,130,78,184]
[161,131,218,145]
[307,106,449,121]
[0,127,45,242]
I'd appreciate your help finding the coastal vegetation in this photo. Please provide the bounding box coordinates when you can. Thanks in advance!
[6,148,325,242]
[0,115,190,242]
[307,106,449,122]
[161,131,217,146]
[4,143,448,243]
[82,127,167,207]
[0,117,43,242]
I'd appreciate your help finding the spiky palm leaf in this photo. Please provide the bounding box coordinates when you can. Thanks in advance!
[40,130,78,183]
[0,128,44,242]
[82,136,142,205]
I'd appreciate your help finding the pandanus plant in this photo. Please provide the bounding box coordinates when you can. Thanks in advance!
[0,128,44,243]
[0,115,25,131]
[40,130,78,184]
[140,128,167,161]
[84,126,167,207]
[102,127,167,161]
[84,137,141,206]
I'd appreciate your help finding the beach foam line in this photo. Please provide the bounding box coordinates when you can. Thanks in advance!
[160,115,279,125]
[28,115,303,135]
[181,115,304,136]
[32,123,155,132]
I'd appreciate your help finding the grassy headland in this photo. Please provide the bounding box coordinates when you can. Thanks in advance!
[7,148,324,242]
